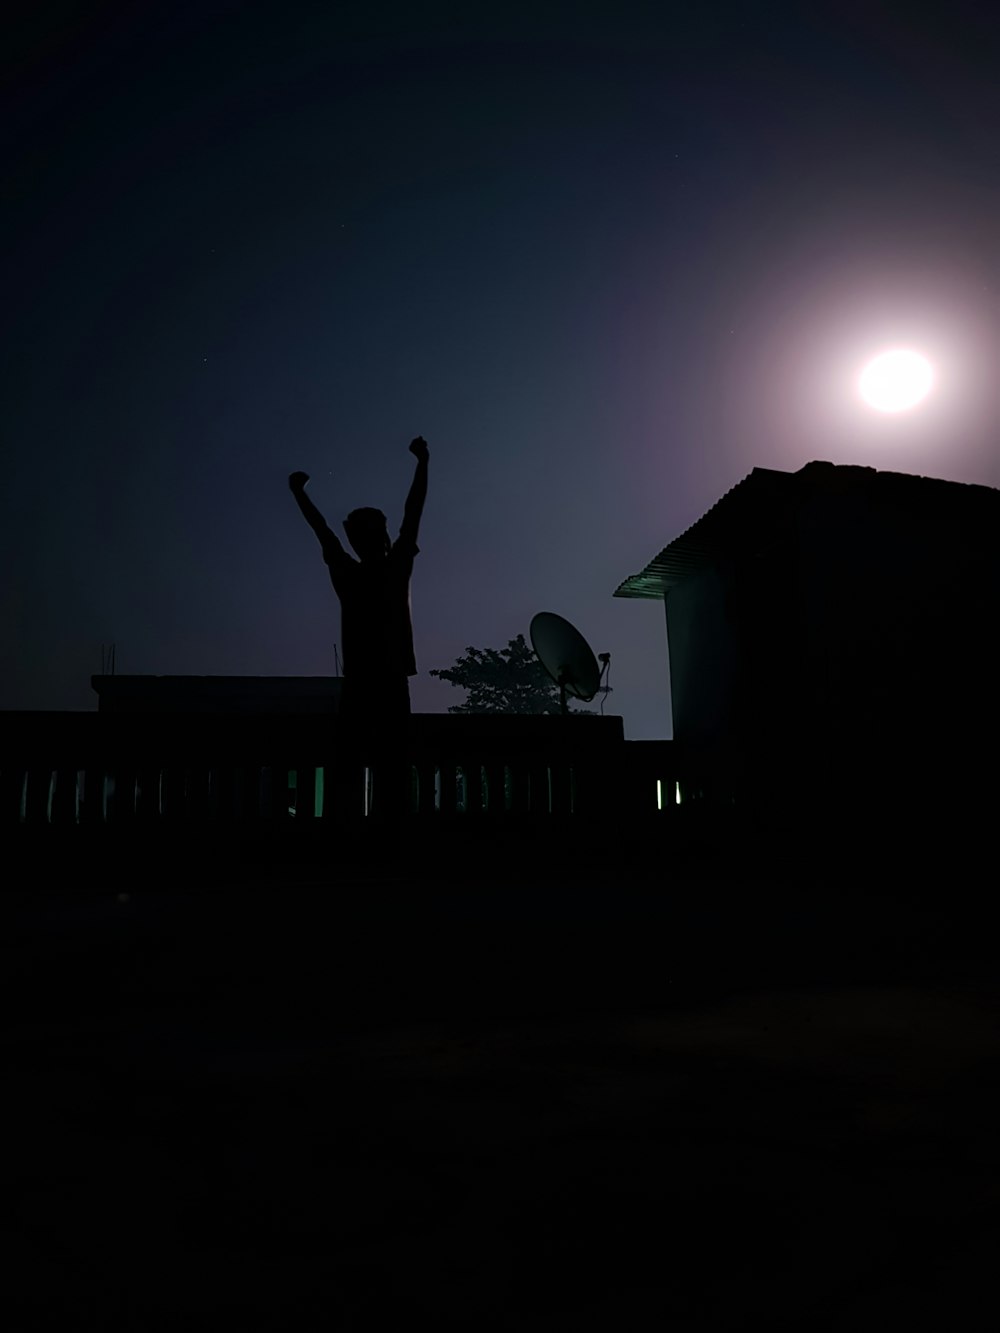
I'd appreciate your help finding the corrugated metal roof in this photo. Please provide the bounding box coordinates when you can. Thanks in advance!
[613,460,1000,600]
[613,466,791,598]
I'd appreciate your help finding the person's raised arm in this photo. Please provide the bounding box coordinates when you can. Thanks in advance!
[400,437,429,547]
[289,471,345,558]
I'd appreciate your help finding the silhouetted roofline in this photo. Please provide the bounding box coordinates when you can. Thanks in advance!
[613,460,1000,599]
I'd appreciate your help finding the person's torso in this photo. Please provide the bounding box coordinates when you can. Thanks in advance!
[330,549,416,677]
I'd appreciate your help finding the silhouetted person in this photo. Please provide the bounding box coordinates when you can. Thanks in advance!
[289,437,429,822]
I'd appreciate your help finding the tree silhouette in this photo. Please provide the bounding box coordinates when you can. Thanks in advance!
[429,634,601,714]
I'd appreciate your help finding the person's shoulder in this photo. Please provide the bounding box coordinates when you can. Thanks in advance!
[322,535,356,570]
[390,535,419,560]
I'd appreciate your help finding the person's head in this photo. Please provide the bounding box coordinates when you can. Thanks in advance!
[344,507,390,561]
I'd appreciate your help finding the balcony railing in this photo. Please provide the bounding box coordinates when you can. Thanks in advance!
[1,712,715,833]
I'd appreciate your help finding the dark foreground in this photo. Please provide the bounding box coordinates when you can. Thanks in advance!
[4,863,999,1331]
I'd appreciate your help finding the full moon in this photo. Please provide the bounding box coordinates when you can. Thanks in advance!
[858,349,935,413]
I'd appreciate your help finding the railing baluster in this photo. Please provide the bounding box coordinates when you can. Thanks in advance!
[483,758,505,818]
[527,759,549,815]
[414,760,435,816]
[549,763,572,815]
[22,768,52,825]
[206,768,222,822]
[134,767,160,821]
[326,750,365,825]
[438,761,457,816]
[508,759,530,815]
[77,769,104,826]
[0,768,27,826]
[50,768,78,825]
[189,766,214,821]
[237,766,256,821]
[160,766,187,821]
[295,766,317,822]
[257,767,274,820]
[460,760,481,814]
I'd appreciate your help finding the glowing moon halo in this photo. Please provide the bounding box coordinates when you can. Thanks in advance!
[858,349,935,413]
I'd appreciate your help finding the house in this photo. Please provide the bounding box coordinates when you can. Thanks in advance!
[614,461,1000,827]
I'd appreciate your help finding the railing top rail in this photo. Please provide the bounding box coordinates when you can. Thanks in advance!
[0,709,632,763]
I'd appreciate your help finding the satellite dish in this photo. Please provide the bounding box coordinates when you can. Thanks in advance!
[530,612,607,714]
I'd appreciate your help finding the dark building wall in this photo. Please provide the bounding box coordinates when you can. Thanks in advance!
[92,676,344,715]
[665,522,800,751]
[664,565,740,748]
[665,475,1000,796]
[792,484,1000,751]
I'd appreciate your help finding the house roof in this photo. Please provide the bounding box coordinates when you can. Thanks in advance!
[613,460,1000,599]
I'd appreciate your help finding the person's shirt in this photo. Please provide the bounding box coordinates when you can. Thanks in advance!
[321,535,418,678]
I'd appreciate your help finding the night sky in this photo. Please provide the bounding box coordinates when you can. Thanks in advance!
[4,1,1000,736]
